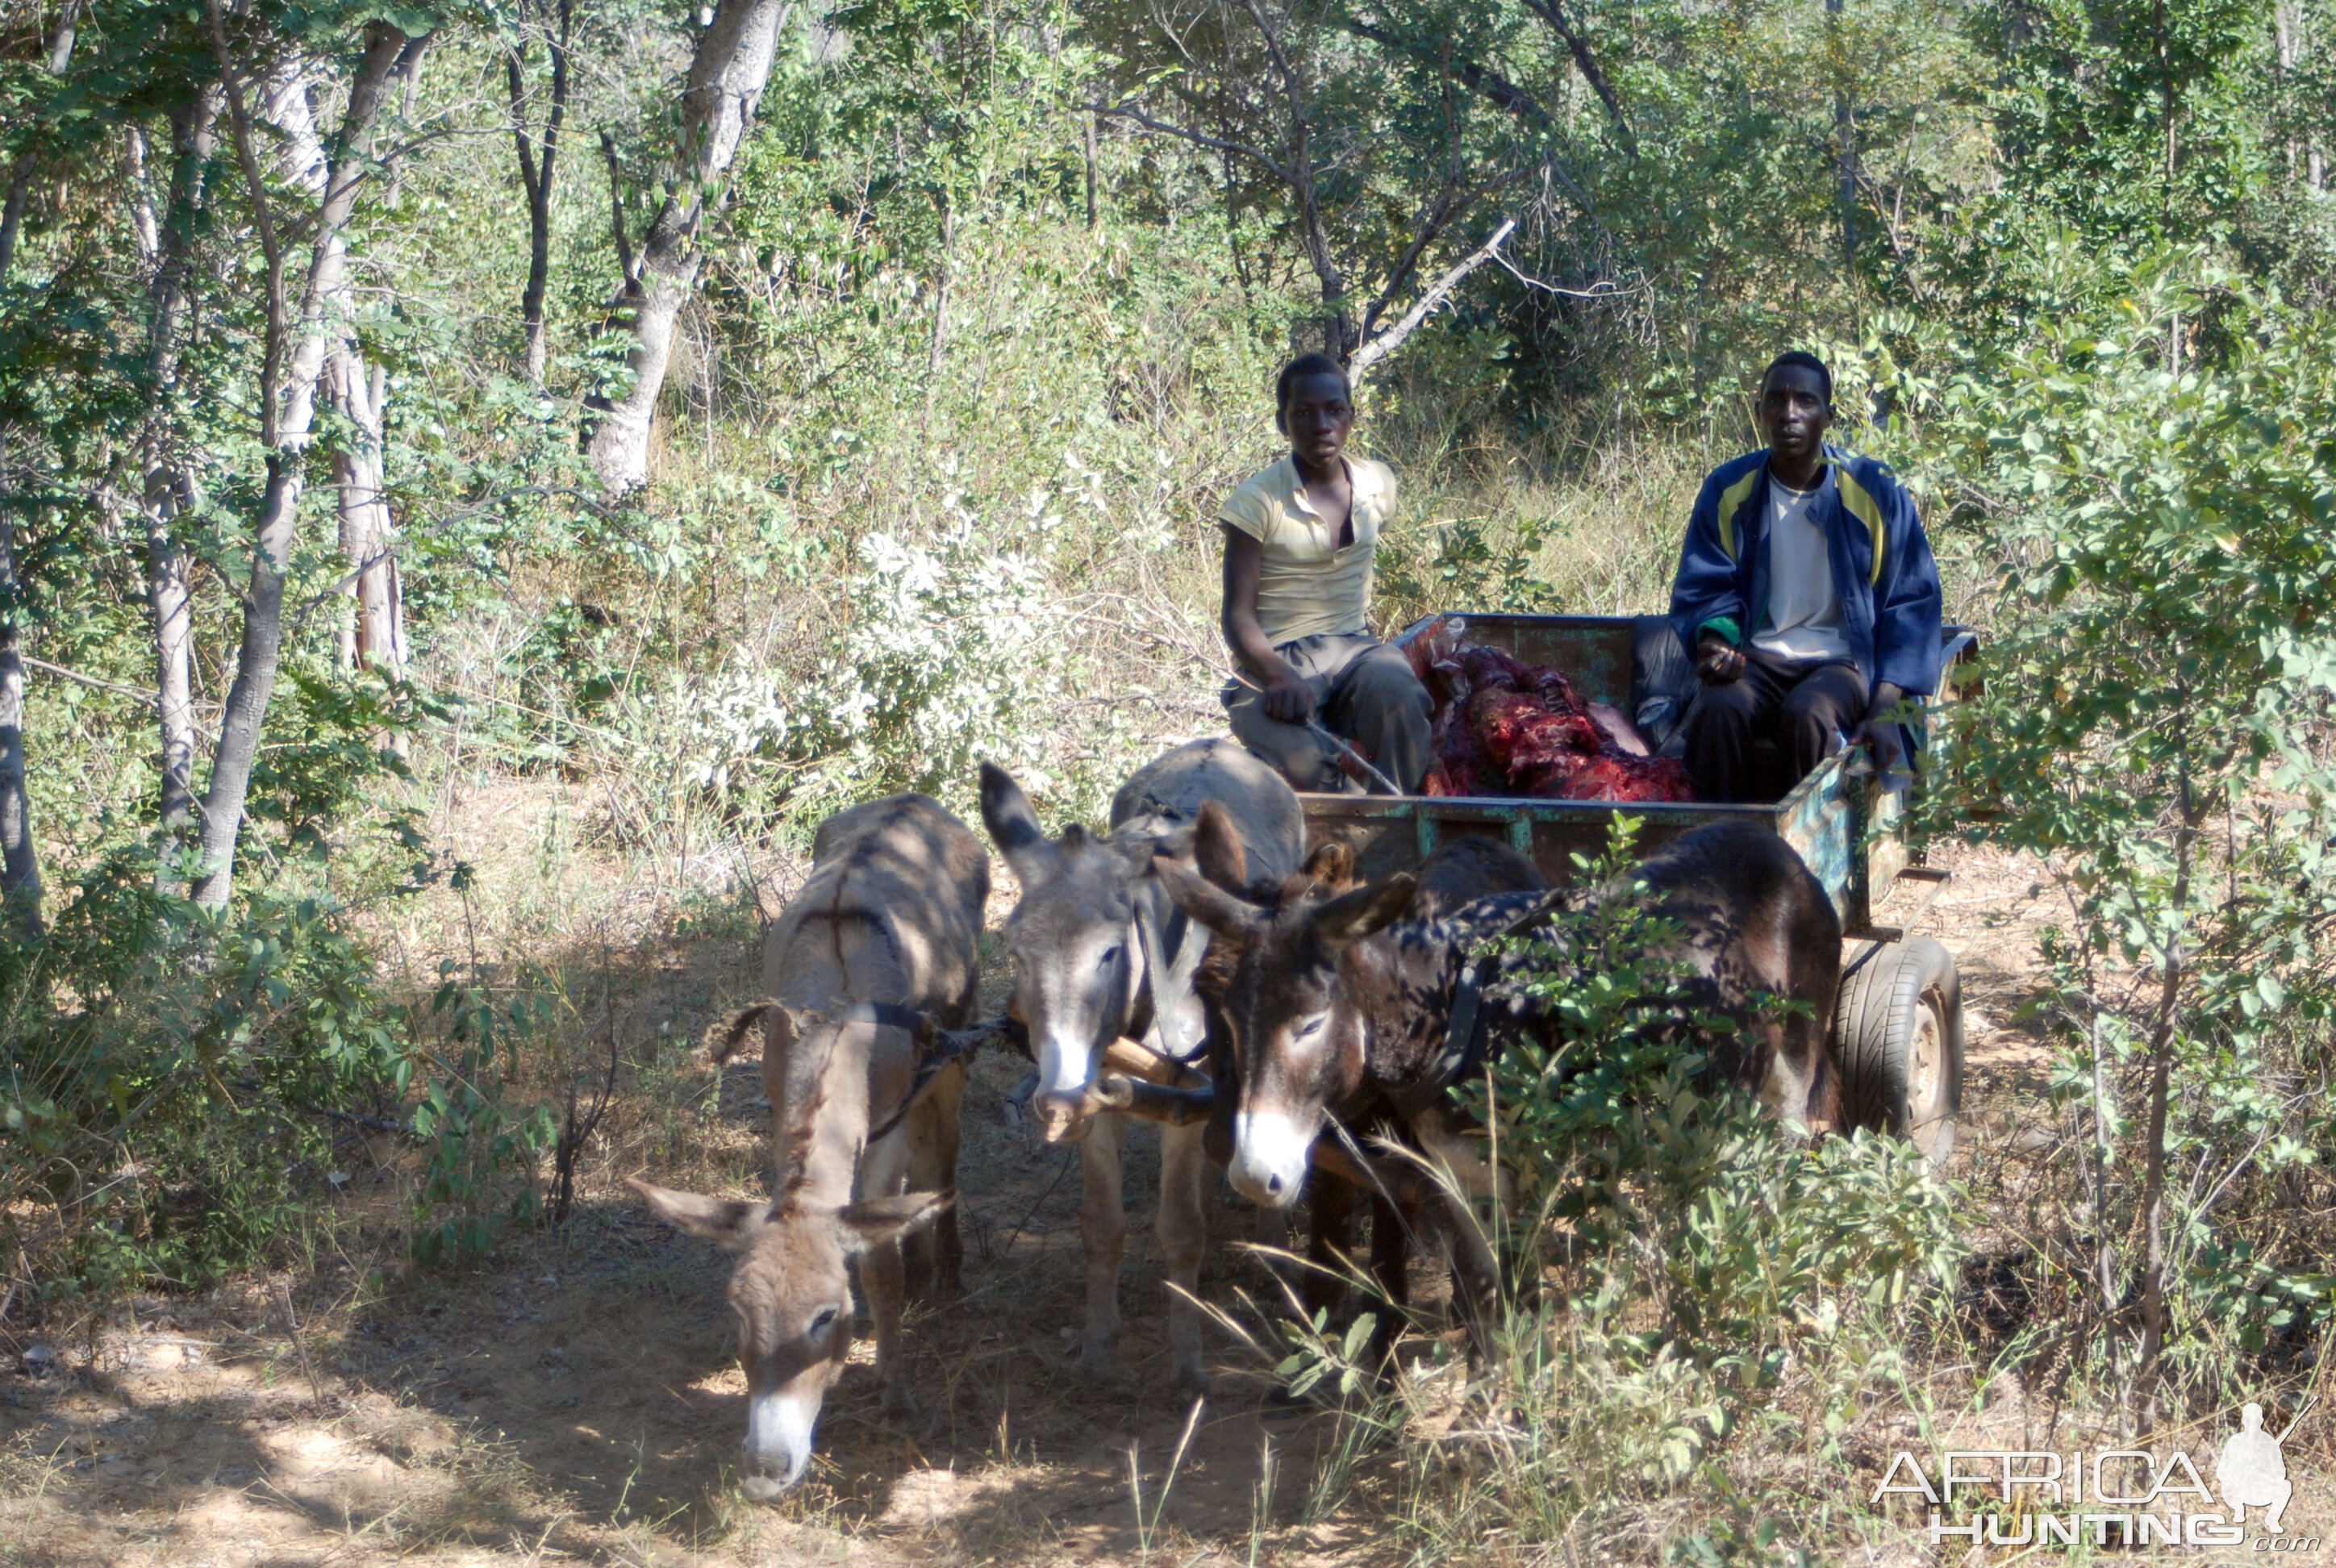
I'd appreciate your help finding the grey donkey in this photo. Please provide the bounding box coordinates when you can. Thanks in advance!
[980,738,1304,1391]
[629,793,988,1497]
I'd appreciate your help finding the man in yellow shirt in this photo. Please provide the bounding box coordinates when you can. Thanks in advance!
[1218,353,1433,793]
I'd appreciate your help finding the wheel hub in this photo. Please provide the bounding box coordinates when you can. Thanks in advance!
[1907,990,1946,1149]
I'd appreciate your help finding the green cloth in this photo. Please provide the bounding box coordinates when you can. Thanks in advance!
[1697,615,1742,647]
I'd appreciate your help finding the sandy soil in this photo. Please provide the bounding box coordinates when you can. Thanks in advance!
[6,828,2305,1566]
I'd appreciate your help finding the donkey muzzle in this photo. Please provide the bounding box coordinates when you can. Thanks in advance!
[1228,1109,1316,1208]
[1035,1088,1103,1145]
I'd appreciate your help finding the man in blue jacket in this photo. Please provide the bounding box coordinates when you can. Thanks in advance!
[1668,352,1942,803]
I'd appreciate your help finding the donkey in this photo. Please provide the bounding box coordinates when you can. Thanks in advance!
[980,738,1303,1390]
[628,792,988,1498]
[1186,823,1546,1349]
[1158,815,1841,1216]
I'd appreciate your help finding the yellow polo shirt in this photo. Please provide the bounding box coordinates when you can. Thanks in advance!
[1218,455,1397,644]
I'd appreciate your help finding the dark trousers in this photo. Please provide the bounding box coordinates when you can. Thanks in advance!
[1224,633,1435,794]
[1681,648,1867,804]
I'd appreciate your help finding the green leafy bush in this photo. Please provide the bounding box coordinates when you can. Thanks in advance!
[0,867,403,1291]
[1907,252,2336,1418]
[407,970,560,1270]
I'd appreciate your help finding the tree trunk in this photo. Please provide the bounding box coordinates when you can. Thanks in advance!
[136,90,223,887]
[1083,111,1099,228]
[328,353,404,673]
[192,15,415,911]
[2134,745,2199,1438]
[1520,0,1635,152]
[1829,0,1856,265]
[0,505,40,934]
[583,0,794,490]
[46,0,80,71]
[274,47,413,681]
[927,190,952,382]
[0,155,31,283]
[2088,1009,2121,1413]
[507,0,571,386]
[0,0,99,928]
[1233,0,1349,357]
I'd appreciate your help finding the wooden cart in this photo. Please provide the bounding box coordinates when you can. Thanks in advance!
[1299,613,1976,1165]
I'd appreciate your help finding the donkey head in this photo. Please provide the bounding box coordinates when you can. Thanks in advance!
[1156,808,1417,1207]
[982,762,1190,1141]
[628,1178,949,1497]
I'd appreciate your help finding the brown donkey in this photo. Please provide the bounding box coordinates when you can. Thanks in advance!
[1184,823,1546,1349]
[1159,815,1841,1343]
[629,793,987,1497]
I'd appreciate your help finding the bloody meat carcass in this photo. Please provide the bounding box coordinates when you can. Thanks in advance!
[1404,623,1693,803]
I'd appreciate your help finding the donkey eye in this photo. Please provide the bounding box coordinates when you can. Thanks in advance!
[810,1305,841,1333]
[1099,945,1124,969]
[1295,1015,1325,1040]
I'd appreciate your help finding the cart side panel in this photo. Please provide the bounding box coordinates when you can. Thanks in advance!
[1773,753,1860,927]
[1301,796,1779,890]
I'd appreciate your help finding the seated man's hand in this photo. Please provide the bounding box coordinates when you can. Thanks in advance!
[1853,711,1908,782]
[1262,673,1316,724]
[1696,632,1746,685]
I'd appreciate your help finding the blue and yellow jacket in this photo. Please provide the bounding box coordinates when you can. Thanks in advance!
[1667,445,1942,696]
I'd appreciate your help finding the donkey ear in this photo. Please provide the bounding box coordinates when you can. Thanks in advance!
[1310,874,1418,949]
[1138,820,1195,866]
[628,1177,770,1249]
[1300,839,1356,889]
[835,1191,953,1253]
[1193,801,1249,891]
[979,762,1053,883]
[1153,853,1262,937]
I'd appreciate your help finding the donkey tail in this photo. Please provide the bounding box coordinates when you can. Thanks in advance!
[698,1000,785,1069]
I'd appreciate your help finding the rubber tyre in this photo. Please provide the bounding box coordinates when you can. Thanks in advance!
[1834,936,1963,1169]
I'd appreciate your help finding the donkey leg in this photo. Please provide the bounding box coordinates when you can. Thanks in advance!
[1158,1118,1211,1395]
[903,1061,969,1302]
[862,1235,919,1418]
[930,1067,968,1298]
[1304,1174,1357,1323]
[1412,1104,1511,1207]
[857,1132,922,1417]
[1366,1192,1409,1370]
[1434,1186,1502,1365]
[1076,1111,1130,1380]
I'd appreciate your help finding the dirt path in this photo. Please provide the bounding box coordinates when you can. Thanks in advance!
[0,837,2067,1567]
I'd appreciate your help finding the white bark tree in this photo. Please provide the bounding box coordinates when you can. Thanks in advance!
[128,90,223,890]
[0,0,91,929]
[266,52,416,681]
[193,5,425,911]
[582,0,792,490]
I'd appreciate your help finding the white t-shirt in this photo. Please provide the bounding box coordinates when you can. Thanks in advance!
[1751,471,1853,662]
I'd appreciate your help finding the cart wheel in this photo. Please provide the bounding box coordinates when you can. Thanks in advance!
[1834,936,1963,1168]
